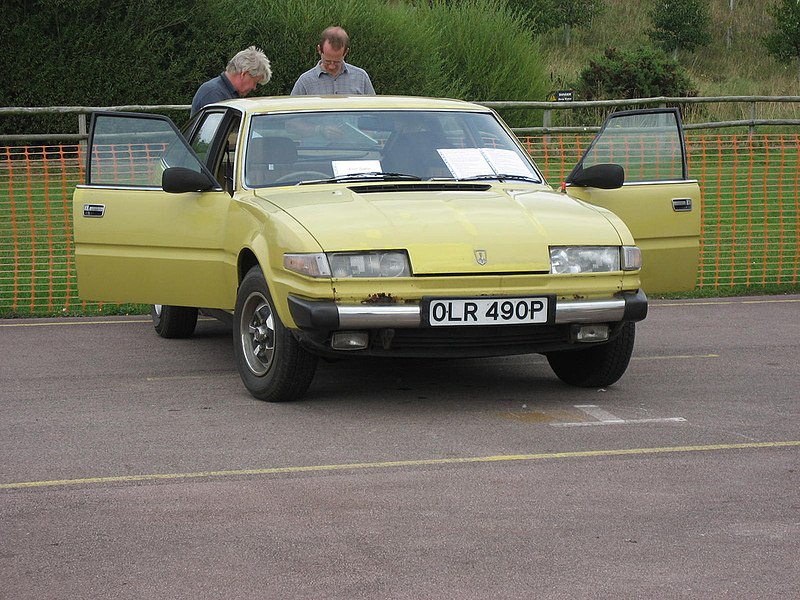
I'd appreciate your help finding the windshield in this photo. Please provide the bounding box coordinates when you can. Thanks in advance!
[244,110,542,187]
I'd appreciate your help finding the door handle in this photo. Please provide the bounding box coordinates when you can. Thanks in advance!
[83,204,105,218]
[672,198,692,212]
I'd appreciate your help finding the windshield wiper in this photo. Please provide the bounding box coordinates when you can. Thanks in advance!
[456,173,541,183]
[299,172,422,185]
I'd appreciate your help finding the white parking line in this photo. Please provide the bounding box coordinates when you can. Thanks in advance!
[550,404,687,428]
[574,404,625,422]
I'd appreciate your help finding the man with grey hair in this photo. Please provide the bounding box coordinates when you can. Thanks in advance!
[191,46,272,116]
[291,26,374,95]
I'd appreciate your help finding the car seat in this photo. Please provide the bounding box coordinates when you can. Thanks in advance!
[246,136,298,186]
[382,131,450,179]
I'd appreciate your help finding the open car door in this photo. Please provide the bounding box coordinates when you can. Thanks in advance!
[564,108,701,294]
[73,111,239,309]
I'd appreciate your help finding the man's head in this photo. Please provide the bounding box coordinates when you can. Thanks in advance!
[226,46,272,96]
[317,26,350,77]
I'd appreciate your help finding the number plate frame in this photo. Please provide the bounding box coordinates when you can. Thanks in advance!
[422,296,554,327]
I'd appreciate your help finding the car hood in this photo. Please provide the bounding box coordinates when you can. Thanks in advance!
[255,183,624,275]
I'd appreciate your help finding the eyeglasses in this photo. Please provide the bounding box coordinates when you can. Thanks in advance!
[320,58,344,66]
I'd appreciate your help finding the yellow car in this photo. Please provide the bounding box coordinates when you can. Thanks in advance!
[73,96,700,401]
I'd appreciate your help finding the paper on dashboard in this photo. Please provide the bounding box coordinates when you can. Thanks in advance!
[437,148,534,179]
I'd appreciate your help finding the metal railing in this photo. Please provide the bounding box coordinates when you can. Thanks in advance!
[1,96,800,141]
[481,95,800,134]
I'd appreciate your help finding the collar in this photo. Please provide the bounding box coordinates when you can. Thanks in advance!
[220,72,240,98]
[314,61,349,78]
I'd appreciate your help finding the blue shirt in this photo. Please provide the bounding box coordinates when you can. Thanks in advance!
[290,62,375,95]
[191,73,239,117]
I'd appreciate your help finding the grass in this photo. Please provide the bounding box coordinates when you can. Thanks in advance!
[541,0,800,123]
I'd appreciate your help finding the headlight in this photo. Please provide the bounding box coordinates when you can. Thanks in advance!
[549,246,621,274]
[284,251,411,278]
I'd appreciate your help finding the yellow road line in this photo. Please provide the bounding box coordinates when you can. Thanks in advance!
[2,440,798,491]
[633,353,719,361]
[655,298,800,308]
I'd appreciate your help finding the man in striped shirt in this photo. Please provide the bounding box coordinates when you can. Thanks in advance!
[291,26,375,96]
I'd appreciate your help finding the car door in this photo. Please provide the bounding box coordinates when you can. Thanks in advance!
[73,109,240,309]
[564,108,701,293]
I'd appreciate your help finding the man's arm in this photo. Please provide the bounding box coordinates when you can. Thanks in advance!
[290,77,307,96]
[363,73,375,95]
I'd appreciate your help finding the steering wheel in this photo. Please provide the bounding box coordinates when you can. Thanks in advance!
[274,171,330,184]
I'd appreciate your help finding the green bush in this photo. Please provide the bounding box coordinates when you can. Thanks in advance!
[576,46,697,100]
[0,0,550,135]
[423,0,547,96]
[199,0,550,125]
[0,0,225,134]
[554,46,699,127]
[217,0,460,98]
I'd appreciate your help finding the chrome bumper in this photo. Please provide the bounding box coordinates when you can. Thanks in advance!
[288,290,647,330]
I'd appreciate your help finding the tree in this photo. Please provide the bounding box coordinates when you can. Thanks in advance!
[553,0,604,47]
[506,0,604,46]
[648,0,710,59]
[763,0,800,82]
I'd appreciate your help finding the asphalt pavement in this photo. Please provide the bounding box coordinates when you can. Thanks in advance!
[1,295,799,599]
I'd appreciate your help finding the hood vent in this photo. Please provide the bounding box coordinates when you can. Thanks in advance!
[348,183,492,194]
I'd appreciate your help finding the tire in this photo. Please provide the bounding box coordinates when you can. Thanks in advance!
[151,304,198,339]
[233,266,318,402]
[546,322,636,388]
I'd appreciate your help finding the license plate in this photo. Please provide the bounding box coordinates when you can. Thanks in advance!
[426,297,549,326]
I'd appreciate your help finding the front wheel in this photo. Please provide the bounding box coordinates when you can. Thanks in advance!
[151,305,198,339]
[233,266,318,402]
[546,322,636,388]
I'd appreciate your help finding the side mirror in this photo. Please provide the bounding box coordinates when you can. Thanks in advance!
[566,163,624,190]
[162,167,215,193]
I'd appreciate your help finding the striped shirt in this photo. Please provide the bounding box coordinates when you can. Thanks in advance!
[290,62,375,96]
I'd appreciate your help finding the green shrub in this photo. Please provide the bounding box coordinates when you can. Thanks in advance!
[218,0,459,98]
[576,46,697,100]
[556,46,699,127]
[0,0,225,134]
[419,0,550,126]
[223,0,549,124]
[0,0,550,134]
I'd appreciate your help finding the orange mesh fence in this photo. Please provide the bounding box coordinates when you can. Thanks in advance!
[1,135,798,316]
[1,144,86,315]
[522,132,799,290]
[684,134,800,288]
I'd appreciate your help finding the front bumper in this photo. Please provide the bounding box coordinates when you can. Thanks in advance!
[288,289,648,330]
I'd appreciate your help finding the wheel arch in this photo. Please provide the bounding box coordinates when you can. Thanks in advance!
[238,247,261,285]
[235,244,300,329]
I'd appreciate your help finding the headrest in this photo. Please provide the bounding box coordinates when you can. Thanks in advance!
[248,136,298,165]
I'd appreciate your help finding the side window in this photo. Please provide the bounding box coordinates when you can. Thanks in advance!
[216,126,239,194]
[87,112,208,187]
[189,112,226,163]
[579,110,687,183]
[187,110,241,195]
